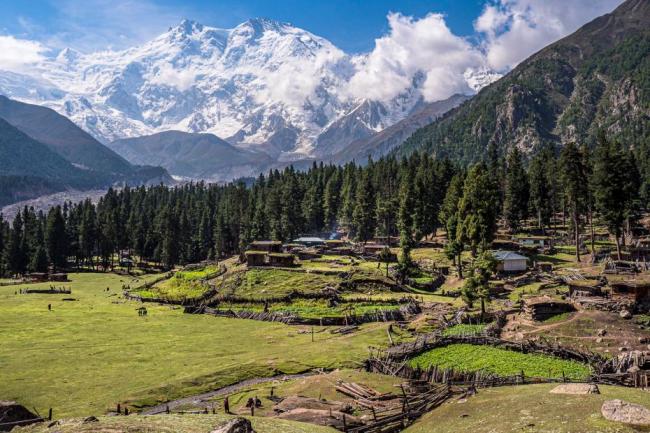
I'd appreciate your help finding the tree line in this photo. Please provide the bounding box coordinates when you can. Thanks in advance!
[0,133,645,277]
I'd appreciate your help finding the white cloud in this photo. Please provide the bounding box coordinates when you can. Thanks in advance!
[255,47,346,107]
[0,36,47,73]
[149,65,198,92]
[476,0,624,71]
[346,13,485,103]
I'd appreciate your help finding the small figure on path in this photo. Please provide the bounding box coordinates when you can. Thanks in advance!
[224,396,230,414]
[48,304,51,311]
[255,396,262,408]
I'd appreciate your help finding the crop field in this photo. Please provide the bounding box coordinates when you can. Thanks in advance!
[0,273,396,418]
[441,324,487,336]
[404,383,650,433]
[407,344,591,379]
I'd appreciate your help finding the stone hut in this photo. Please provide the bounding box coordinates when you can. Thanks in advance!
[568,279,604,298]
[268,253,295,267]
[610,280,650,304]
[362,244,390,257]
[523,296,575,321]
[245,251,267,267]
[249,241,282,253]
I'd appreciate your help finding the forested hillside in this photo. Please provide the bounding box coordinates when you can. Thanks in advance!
[397,0,649,194]
[0,130,644,274]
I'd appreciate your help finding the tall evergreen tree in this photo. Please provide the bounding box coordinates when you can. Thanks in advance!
[528,150,552,232]
[503,147,529,233]
[559,142,588,262]
[352,171,375,242]
[592,134,641,259]
[46,206,67,271]
[456,164,498,256]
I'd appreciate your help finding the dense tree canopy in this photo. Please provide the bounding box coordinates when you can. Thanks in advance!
[0,136,645,277]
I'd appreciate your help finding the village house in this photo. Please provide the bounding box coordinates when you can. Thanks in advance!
[362,244,390,257]
[249,241,283,253]
[244,251,267,267]
[609,280,650,304]
[293,237,326,248]
[514,235,553,249]
[493,250,528,272]
[267,253,296,267]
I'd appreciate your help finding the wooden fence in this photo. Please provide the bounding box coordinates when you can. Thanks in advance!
[367,334,649,389]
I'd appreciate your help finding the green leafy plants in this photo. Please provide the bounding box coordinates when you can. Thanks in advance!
[408,344,590,379]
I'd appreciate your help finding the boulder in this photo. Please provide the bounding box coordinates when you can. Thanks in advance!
[549,384,600,395]
[601,400,650,426]
[0,401,41,431]
[597,329,607,337]
[211,418,255,433]
[273,396,352,414]
[620,310,632,319]
[276,408,363,430]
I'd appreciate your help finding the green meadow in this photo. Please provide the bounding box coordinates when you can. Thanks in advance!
[0,273,394,418]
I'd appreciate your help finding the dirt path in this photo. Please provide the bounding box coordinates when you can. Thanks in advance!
[141,372,318,415]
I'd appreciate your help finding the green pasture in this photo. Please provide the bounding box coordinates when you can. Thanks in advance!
[0,273,394,418]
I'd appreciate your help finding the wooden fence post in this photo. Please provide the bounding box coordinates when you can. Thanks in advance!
[48,408,52,421]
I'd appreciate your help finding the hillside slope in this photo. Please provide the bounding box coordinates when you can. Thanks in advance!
[0,95,134,175]
[109,131,273,181]
[0,118,107,206]
[397,0,650,164]
[332,94,470,163]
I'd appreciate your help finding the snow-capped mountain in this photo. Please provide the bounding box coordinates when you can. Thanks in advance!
[0,18,499,164]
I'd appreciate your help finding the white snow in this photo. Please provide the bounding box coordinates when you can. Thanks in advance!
[0,18,500,158]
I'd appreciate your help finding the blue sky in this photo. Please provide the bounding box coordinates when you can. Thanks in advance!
[1,0,486,53]
[0,0,624,82]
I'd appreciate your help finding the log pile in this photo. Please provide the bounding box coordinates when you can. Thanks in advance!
[333,381,452,433]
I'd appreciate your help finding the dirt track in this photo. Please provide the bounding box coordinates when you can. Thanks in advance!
[141,372,318,415]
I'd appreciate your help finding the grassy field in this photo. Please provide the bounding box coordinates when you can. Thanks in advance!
[134,264,222,301]
[15,414,337,433]
[407,344,591,379]
[0,273,396,418]
[404,384,650,433]
[220,299,403,319]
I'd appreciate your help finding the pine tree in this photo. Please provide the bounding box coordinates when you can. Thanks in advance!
[46,206,67,271]
[503,147,529,233]
[397,174,416,276]
[352,170,375,243]
[559,142,588,262]
[528,150,552,232]
[323,171,341,230]
[6,213,26,276]
[280,170,303,241]
[456,164,498,256]
[30,246,48,273]
[592,134,640,259]
[439,173,465,277]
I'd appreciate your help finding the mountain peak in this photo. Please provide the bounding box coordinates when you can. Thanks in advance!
[168,19,205,37]
[56,47,82,64]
